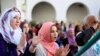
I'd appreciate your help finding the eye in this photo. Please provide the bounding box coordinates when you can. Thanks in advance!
[13,16,21,20]
[13,16,17,19]
[51,30,54,33]
[55,30,58,32]
[19,17,21,20]
[51,30,58,33]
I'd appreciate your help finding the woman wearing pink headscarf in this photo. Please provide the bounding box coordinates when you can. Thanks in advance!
[29,22,70,56]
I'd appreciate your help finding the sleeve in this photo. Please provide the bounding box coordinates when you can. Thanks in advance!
[23,43,35,56]
[0,33,7,56]
[75,32,85,46]
[75,28,94,46]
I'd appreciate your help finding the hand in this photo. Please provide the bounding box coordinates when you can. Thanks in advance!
[31,35,41,47]
[17,50,20,56]
[61,44,70,56]
[16,49,23,56]
[17,28,27,53]
[29,35,41,53]
[55,44,70,56]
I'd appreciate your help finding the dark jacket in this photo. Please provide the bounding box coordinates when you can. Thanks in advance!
[75,27,96,46]
[23,43,35,56]
[0,33,18,56]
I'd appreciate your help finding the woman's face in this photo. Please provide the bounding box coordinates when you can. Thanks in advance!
[69,31,74,37]
[23,23,29,33]
[10,12,21,29]
[50,26,58,42]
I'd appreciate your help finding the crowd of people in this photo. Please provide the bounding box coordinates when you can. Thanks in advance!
[0,7,100,56]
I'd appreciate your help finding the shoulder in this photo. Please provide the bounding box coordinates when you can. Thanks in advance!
[36,43,45,51]
[35,43,47,56]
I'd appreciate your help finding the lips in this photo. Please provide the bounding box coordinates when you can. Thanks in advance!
[54,37,57,39]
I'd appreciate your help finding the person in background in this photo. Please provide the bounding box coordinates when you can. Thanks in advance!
[74,24,82,36]
[20,20,33,42]
[33,23,42,36]
[60,21,66,32]
[55,22,68,49]
[75,15,99,56]
[76,15,99,46]
[67,26,78,56]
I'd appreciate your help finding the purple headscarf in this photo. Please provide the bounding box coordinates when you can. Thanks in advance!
[67,28,76,45]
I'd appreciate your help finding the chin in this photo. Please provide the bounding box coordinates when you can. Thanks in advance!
[51,39,55,42]
[53,39,56,42]
[13,27,18,29]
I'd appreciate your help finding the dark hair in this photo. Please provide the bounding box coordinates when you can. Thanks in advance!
[20,20,28,32]
[75,25,81,36]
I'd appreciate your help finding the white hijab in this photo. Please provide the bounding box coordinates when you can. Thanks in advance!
[0,8,22,45]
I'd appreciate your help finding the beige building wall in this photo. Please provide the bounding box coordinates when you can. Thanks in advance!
[0,0,16,12]
[0,0,100,24]
[67,3,89,24]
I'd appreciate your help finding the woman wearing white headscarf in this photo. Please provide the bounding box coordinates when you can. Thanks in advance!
[0,7,26,56]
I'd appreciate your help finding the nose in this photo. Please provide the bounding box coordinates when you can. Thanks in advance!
[17,20,20,23]
[17,19,20,23]
[54,32,58,36]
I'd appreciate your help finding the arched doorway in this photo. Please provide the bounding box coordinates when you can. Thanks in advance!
[32,2,56,23]
[67,3,89,24]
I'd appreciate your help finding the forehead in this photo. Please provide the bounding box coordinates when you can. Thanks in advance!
[51,26,57,30]
[15,12,21,16]
[23,23,28,26]
[87,16,97,22]
[10,12,21,19]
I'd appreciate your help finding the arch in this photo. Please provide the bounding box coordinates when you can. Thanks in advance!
[31,2,56,23]
[67,2,89,25]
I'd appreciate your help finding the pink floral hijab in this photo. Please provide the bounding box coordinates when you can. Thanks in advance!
[38,22,57,56]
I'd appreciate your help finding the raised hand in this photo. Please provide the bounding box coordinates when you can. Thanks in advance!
[29,34,41,53]
[55,44,70,56]
[17,28,27,55]
[18,28,27,48]
[32,34,41,46]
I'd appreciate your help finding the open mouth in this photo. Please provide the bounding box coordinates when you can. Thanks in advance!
[15,24,19,26]
[54,37,56,39]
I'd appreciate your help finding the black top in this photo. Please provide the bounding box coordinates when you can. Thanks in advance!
[23,43,35,56]
[0,33,18,56]
[75,27,96,46]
